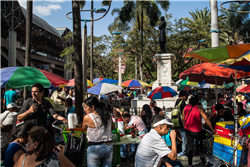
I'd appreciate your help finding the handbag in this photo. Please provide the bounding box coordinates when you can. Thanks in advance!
[64,131,86,166]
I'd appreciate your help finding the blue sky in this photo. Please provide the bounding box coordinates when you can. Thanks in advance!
[18,0,229,37]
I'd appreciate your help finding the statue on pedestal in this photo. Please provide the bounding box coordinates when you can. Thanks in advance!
[159,16,166,53]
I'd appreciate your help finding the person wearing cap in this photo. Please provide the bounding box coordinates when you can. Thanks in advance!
[135,115,184,167]
[173,90,188,160]
[182,95,214,167]
[1,103,20,162]
[0,103,19,126]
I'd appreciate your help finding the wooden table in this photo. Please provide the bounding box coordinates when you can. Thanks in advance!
[113,134,140,145]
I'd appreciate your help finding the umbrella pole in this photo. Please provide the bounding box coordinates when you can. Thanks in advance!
[233,70,238,166]
[23,86,26,102]
[215,76,218,104]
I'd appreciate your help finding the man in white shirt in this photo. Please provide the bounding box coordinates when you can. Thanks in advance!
[0,103,19,126]
[135,115,184,167]
[1,103,19,148]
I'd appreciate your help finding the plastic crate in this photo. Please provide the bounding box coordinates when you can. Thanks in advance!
[62,128,121,167]
[214,135,243,150]
[213,142,247,166]
[216,121,234,129]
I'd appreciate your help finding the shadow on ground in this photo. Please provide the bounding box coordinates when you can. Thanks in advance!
[119,155,206,167]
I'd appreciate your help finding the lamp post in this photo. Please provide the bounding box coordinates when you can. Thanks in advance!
[118,52,123,88]
[66,2,111,93]
[117,43,128,89]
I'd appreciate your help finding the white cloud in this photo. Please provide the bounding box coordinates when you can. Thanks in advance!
[34,4,62,16]
[17,0,62,17]
[18,0,27,8]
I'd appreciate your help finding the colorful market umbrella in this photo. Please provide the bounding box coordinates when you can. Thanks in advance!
[239,85,250,93]
[236,84,247,92]
[94,78,119,85]
[93,78,104,84]
[219,51,250,72]
[87,83,123,95]
[122,79,149,88]
[179,63,250,85]
[147,86,178,100]
[67,78,93,88]
[178,86,191,91]
[149,81,156,87]
[1,66,69,89]
[185,43,250,62]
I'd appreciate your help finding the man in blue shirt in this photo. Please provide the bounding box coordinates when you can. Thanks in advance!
[3,88,17,109]
[65,98,75,119]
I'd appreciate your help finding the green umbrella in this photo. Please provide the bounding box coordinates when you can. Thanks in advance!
[185,43,250,62]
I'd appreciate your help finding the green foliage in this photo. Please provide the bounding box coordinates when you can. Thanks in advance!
[219,2,250,44]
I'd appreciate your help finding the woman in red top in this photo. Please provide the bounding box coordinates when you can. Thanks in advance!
[182,95,214,167]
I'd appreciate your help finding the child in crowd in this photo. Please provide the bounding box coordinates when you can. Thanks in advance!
[65,98,75,119]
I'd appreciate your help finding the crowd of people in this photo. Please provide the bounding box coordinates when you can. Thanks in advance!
[1,83,250,167]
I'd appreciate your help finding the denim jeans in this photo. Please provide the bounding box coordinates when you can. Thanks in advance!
[87,144,113,167]
[177,128,187,156]
[120,143,137,158]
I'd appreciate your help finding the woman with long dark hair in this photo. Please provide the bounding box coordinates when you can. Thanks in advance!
[14,126,74,167]
[82,96,115,167]
[140,104,152,131]
[182,95,214,167]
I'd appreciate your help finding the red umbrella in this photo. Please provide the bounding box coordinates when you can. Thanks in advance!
[239,85,250,93]
[179,63,250,85]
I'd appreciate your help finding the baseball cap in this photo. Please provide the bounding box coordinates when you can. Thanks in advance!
[7,103,19,109]
[152,119,173,127]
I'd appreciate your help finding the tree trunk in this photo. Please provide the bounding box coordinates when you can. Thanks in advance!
[140,7,143,81]
[25,0,32,67]
[82,23,88,94]
[72,1,83,118]
[210,0,219,47]
[135,57,138,79]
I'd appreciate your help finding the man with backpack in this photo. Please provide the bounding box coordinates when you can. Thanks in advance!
[171,90,188,160]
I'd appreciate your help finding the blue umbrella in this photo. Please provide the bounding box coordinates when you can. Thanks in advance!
[87,83,123,95]
[94,78,119,85]
[147,86,178,100]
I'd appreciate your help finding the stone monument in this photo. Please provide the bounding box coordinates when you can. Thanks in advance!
[153,16,177,91]
[131,16,177,112]
[152,53,177,91]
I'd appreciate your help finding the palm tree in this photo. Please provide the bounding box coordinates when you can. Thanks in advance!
[219,2,250,44]
[110,1,170,81]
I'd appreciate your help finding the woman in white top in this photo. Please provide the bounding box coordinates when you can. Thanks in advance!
[82,96,115,167]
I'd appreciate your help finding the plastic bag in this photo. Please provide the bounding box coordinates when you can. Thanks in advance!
[64,131,86,166]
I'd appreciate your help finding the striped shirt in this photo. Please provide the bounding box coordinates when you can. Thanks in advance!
[135,129,171,167]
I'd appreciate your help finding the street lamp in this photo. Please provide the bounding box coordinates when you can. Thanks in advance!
[66,2,111,93]
[117,43,128,89]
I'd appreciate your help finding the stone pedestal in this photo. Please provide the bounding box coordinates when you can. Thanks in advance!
[152,53,177,91]
[131,53,178,113]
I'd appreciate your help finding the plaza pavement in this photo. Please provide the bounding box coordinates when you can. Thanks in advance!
[120,155,206,167]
